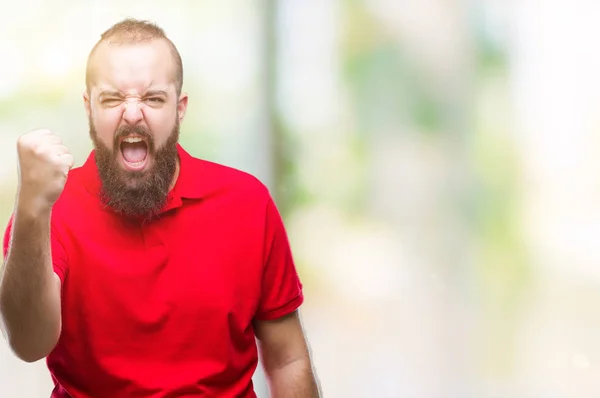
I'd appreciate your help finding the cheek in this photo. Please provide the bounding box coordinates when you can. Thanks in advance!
[93,109,123,144]
[145,111,178,145]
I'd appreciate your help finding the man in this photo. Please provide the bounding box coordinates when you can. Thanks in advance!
[0,18,320,398]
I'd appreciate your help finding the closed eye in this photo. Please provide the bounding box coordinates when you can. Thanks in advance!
[101,98,123,106]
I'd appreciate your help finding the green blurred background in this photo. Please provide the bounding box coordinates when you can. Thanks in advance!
[2,0,600,397]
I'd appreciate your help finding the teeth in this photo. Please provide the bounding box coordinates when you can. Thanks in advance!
[127,160,145,167]
[123,137,143,143]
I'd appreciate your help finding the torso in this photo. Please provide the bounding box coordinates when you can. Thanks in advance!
[48,156,269,398]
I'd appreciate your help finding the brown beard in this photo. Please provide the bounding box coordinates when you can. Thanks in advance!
[89,119,180,220]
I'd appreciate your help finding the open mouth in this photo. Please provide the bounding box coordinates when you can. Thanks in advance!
[120,136,149,170]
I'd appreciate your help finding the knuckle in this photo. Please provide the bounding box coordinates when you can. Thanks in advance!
[32,144,47,157]
[16,134,30,148]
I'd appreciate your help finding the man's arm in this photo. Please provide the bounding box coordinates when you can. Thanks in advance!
[0,205,62,363]
[0,129,72,363]
[254,310,320,397]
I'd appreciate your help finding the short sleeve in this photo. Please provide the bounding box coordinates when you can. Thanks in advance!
[254,195,304,321]
[3,213,69,282]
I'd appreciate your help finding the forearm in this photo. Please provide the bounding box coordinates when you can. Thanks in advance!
[265,356,320,398]
[0,204,62,362]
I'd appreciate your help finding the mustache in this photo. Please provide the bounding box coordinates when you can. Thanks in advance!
[113,125,155,152]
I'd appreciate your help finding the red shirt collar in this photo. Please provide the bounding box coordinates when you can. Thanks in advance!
[80,143,205,202]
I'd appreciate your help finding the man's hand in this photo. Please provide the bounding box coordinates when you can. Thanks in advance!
[17,129,74,214]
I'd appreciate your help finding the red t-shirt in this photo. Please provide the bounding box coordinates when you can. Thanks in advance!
[2,144,304,398]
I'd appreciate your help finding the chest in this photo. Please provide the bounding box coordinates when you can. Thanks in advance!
[61,207,265,340]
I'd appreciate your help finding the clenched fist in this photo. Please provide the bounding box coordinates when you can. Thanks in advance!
[16,129,74,213]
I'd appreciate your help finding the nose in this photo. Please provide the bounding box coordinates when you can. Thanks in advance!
[122,99,143,125]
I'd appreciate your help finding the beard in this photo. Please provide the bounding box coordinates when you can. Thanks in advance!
[89,119,180,220]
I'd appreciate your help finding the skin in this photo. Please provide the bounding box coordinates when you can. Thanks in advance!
[0,130,72,362]
[84,38,188,187]
[255,311,321,397]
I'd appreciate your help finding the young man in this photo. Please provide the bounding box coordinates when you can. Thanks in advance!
[0,18,320,398]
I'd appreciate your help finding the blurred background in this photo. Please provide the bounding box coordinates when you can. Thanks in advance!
[2,0,600,397]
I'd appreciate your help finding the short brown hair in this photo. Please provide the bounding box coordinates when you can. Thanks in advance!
[85,18,183,95]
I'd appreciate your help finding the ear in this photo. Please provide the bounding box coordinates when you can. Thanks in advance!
[177,93,188,123]
[83,90,91,118]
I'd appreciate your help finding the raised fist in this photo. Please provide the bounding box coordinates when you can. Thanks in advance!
[16,129,74,212]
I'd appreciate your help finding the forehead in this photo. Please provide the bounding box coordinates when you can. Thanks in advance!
[89,39,176,95]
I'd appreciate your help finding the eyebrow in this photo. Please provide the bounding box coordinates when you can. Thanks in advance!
[144,90,168,97]
[98,90,169,99]
[98,91,124,99]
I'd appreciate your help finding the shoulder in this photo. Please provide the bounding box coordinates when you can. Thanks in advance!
[180,151,283,232]
[202,159,267,192]
[181,148,273,204]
